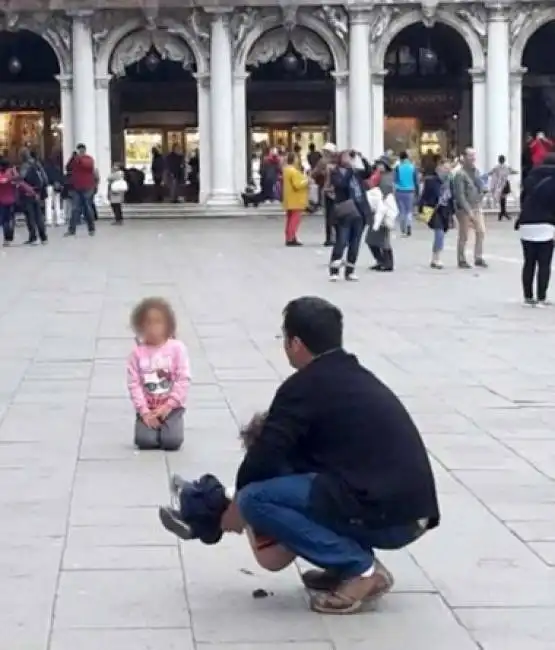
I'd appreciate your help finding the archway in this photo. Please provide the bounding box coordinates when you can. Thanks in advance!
[245,26,335,181]
[108,28,199,202]
[522,21,555,143]
[0,30,61,163]
[383,23,472,165]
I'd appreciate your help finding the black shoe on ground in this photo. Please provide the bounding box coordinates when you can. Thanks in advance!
[406,225,412,236]
[23,239,37,245]
[158,506,194,541]
[323,240,334,247]
[63,231,75,237]
[474,258,488,268]
[458,260,472,269]
[88,230,95,237]
[40,238,48,245]
[369,263,383,271]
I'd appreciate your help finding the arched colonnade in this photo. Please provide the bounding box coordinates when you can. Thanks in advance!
[2,5,553,203]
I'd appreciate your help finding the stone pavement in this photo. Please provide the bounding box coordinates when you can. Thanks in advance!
[1,216,554,650]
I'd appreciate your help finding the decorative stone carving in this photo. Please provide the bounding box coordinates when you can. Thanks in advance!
[368,7,401,45]
[316,6,348,45]
[56,74,72,91]
[509,4,546,47]
[246,26,332,70]
[331,70,348,86]
[110,28,194,77]
[455,5,487,43]
[91,11,127,56]
[94,76,112,90]
[0,10,19,31]
[281,4,298,33]
[190,9,210,44]
[421,0,440,28]
[193,72,210,89]
[230,8,263,54]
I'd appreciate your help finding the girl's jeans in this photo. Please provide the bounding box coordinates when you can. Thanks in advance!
[432,228,445,254]
[237,473,424,579]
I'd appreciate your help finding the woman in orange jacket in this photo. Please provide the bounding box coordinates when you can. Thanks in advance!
[281,152,309,246]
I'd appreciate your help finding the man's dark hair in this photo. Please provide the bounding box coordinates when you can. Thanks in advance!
[308,143,315,152]
[399,151,408,161]
[283,296,343,355]
[498,154,506,164]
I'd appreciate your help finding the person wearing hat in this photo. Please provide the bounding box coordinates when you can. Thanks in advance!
[365,155,396,272]
[312,142,338,246]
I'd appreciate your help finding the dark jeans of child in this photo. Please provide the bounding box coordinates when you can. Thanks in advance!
[135,407,185,451]
[0,204,15,242]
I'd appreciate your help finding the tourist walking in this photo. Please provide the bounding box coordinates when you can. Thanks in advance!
[394,151,419,236]
[419,159,455,269]
[65,143,96,237]
[312,142,338,246]
[529,131,553,167]
[452,147,487,269]
[19,148,48,245]
[151,147,165,202]
[365,155,396,272]
[282,152,309,246]
[515,152,555,306]
[107,163,128,225]
[166,145,184,203]
[488,155,517,221]
[328,150,371,281]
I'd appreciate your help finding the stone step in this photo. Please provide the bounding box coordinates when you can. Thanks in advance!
[95,202,285,219]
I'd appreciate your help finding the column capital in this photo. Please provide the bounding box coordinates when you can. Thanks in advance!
[371,68,388,84]
[349,8,372,25]
[95,75,112,90]
[486,2,512,21]
[468,67,486,82]
[234,72,250,83]
[66,9,94,20]
[510,66,527,81]
[331,70,348,86]
[193,72,211,89]
[55,74,72,90]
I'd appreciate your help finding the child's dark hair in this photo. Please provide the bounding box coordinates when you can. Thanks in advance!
[239,411,267,449]
[130,297,177,338]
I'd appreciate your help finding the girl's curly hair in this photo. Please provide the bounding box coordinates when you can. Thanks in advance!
[239,411,268,449]
[130,297,177,339]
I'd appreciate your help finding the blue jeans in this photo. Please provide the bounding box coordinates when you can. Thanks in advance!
[395,191,415,232]
[69,189,95,233]
[330,217,364,274]
[432,228,445,254]
[237,474,423,579]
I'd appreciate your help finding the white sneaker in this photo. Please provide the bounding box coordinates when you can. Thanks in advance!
[329,275,339,282]
[346,273,359,281]
[523,299,536,307]
[537,300,550,308]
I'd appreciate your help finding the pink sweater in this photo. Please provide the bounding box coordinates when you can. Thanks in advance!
[127,339,191,416]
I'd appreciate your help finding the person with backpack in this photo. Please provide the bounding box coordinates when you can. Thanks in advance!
[0,157,37,246]
[18,148,48,245]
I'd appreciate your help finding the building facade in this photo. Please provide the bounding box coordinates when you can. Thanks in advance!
[0,1,552,203]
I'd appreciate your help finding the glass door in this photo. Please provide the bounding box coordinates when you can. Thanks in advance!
[124,128,163,183]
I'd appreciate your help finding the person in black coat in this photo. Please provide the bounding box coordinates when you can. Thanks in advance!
[234,297,440,614]
[515,153,555,305]
[418,158,455,269]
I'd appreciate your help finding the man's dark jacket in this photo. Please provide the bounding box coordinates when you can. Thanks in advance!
[236,349,440,530]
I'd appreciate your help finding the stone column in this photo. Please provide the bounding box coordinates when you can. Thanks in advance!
[469,68,487,172]
[207,10,236,205]
[95,75,112,200]
[233,72,249,194]
[70,10,96,158]
[331,71,348,150]
[348,10,372,156]
[56,74,74,166]
[510,66,526,200]
[371,69,387,159]
[194,73,212,204]
[486,5,510,169]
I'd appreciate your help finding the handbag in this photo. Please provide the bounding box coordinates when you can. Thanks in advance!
[111,178,128,193]
[419,205,435,224]
[383,193,398,229]
[333,198,358,220]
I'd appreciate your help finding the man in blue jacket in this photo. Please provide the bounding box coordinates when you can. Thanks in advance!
[394,151,419,235]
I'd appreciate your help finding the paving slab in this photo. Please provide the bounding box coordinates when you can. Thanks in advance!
[1,219,554,649]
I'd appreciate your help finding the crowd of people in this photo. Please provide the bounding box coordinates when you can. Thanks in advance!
[247,134,554,305]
